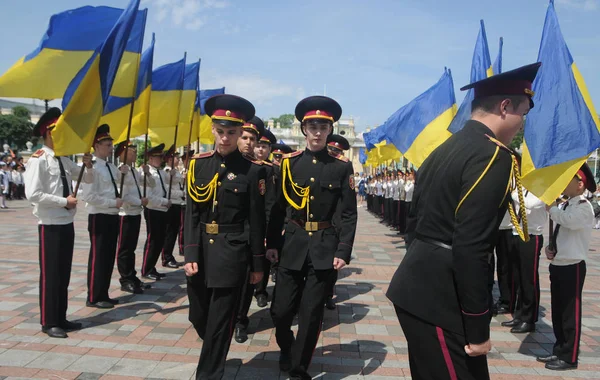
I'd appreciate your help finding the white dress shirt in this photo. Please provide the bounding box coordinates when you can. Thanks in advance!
[24,145,93,225]
[392,180,400,201]
[165,166,186,206]
[398,179,406,201]
[144,166,170,212]
[549,194,594,266]
[82,156,121,215]
[405,181,415,202]
[12,170,24,185]
[119,165,157,217]
[511,190,547,236]
[376,181,383,196]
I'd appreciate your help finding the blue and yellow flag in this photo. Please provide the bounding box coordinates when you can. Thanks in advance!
[492,37,503,77]
[365,141,402,166]
[359,148,367,165]
[363,126,387,151]
[177,60,201,147]
[0,5,146,100]
[52,0,141,156]
[383,69,457,168]
[521,0,600,204]
[448,20,495,134]
[193,87,226,145]
[101,33,155,144]
[147,54,187,146]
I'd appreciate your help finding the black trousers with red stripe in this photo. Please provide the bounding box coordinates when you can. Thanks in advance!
[398,201,407,233]
[142,208,168,276]
[187,274,240,380]
[392,200,400,228]
[38,223,74,328]
[162,204,183,265]
[513,234,543,323]
[116,215,142,286]
[87,214,119,304]
[550,261,586,364]
[495,229,517,311]
[270,256,331,380]
[395,306,489,380]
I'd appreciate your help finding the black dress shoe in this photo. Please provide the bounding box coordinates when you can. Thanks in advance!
[325,296,336,310]
[137,281,151,289]
[536,354,558,363]
[279,349,292,372]
[256,294,268,308]
[545,359,577,371]
[42,326,67,338]
[163,260,181,269]
[234,326,248,343]
[61,320,82,331]
[510,322,535,334]
[121,283,143,294]
[143,273,161,281]
[151,269,166,278]
[495,304,510,315]
[105,298,119,305]
[501,318,522,327]
[86,301,114,309]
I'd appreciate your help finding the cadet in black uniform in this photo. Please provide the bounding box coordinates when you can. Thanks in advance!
[386,63,541,380]
[234,116,267,343]
[267,96,358,380]
[183,95,266,380]
[270,143,293,166]
[325,134,351,310]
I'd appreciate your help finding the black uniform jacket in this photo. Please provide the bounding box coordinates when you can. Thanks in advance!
[386,120,513,344]
[184,149,267,288]
[267,147,357,271]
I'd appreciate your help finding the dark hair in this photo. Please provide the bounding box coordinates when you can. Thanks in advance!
[471,95,527,114]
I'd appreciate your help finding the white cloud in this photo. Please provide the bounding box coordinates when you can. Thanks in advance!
[146,0,230,29]
[556,0,599,10]
[202,74,302,106]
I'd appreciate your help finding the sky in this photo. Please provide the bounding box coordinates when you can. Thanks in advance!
[0,0,598,132]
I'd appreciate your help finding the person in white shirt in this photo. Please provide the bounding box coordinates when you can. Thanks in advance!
[82,124,125,310]
[536,163,595,371]
[501,190,547,333]
[392,171,400,229]
[398,171,407,234]
[404,170,415,230]
[494,211,516,316]
[161,145,185,269]
[114,141,155,295]
[25,107,94,338]
[0,162,8,208]
[141,144,172,280]
[11,164,25,199]
[376,175,384,217]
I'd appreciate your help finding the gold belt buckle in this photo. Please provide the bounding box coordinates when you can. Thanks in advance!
[206,223,219,234]
[305,222,318,232]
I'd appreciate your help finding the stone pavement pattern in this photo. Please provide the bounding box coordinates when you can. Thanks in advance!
[0,200,600,379]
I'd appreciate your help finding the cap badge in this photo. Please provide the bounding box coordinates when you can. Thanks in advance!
[524,88,535,96]
[316,110,321,115]
[226,110,231,117]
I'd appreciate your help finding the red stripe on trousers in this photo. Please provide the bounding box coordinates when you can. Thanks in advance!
[116,216,124,265]
[40,226,46,326]
[436,327,458,380]
[178,207,184,254]
[90,215,97,303]
[142,212,151,276]
[573,263,581,363]
[533,235,539,320]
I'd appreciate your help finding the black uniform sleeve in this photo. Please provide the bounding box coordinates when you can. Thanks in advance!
[248,165,267,272]
[453,147,512,344]
[184,161,203,264]
[335,161,358,264]
[266,162,287,251]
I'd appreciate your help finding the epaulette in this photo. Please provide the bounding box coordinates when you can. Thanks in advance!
[31,149,45,158]
[283,150,302,159]
[243,155,263,165]
[263,160,273,167]
[485,134,514,155]
[328,150,349,162]
[192,150,215,159]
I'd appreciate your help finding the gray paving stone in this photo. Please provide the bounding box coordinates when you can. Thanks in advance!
[107,357,160,377]
[146,332,183,341]
[0,349,43,367]
[26,352,81,370]
[152,361,197,379]
[75,373,103,380]
[149,345,190,355]
[67,355,120,374]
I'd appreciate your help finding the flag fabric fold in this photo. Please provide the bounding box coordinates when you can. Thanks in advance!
[521,0,600,204]
[52,0,142,156]
[0,5,146,100]
[382,69,457,168]
[193,87,225,145]
[177,60,201,147]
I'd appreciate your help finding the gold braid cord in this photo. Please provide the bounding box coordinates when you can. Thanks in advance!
[281,158,311,220]
[506,155,530,242]
[187,159,219,208]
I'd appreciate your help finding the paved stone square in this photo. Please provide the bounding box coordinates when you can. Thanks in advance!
[0,200,600,379]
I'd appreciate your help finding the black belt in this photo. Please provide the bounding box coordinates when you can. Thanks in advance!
[201,222,244,235]
[415,233,452,250]
[291,220,332,232]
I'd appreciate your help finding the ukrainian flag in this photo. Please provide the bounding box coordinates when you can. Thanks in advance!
[359,148,367,165]
[492,37,503,77]
[365,141,402,166]
[448,20,496,134]
[176,60,201,148]
[383,69,457,168]
[363,125,387,151]
[0,5,146,100]
[147,55,187,146]
[193,87,226,145]
[100,33,155,144]
[521,0,600,204]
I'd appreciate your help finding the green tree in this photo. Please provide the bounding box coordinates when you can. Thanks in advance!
[12,106,31,120]
[0,114,33,149]
[136,139,152,166]
[271,113,295,128]
[509,130,523,150]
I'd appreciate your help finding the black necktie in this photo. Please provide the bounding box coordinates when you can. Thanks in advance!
[56,157,71,197]
[130,165,142,199]
[552,201,569,253]
[157,169,167,197]
[106,161,119,198]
